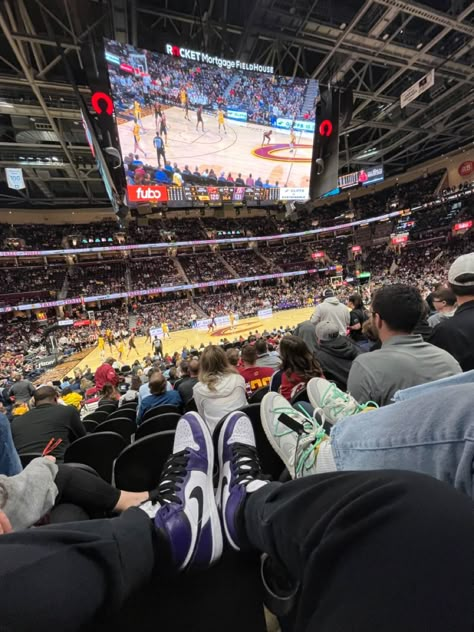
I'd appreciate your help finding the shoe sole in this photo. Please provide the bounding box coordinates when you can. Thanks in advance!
[260,394,296,479]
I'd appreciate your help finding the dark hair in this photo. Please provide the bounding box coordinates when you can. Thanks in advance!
[371,284,424,333]
[449,282,474,297]
[432,287,457,306]
[279,335,322,384]
[348,293,363,310]
[255,339,268,355]
[34,385,56,405]
[226,348,240,366]
[241,344,257,364]
[149,373,167,395]
[179,361,190,375]
[101,383,117,400]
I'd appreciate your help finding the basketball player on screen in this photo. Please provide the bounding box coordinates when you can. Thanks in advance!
[217,108,226,134]
[289,128,296,154]
[160,110,168,145]
[196,105,205,132]
[262,129,272,145]
[127,331,138,358]
[132,120,147,157]
[133,100,145,132]
[97,333,105,361]
[208,311,217,333]
[229,310,236,331]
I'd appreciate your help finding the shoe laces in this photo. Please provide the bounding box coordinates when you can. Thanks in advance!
[149,450,189,506]
[320,383,378,420]
[271,404,328,479]
[231,443,264,487]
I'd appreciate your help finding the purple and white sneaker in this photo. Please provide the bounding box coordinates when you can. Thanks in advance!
[216,411,268,551]
[140,412,223,570]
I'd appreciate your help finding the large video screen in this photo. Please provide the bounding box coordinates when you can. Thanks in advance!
[104,39,318,205]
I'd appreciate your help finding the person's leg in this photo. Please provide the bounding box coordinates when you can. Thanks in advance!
[244,471,473,632]
[0,508,156,631]
[0,412,22,475]
[54,465,148,516]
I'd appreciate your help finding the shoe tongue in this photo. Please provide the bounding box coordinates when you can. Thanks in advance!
[174,419,199,453]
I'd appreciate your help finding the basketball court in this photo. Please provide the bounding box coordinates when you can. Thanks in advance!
[120,105,313,188]
[71,306,314,375]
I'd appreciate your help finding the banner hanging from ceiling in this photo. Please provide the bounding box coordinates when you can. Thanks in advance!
[5,168,26,190]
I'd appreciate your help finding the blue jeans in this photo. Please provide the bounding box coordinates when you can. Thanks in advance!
[0,413,22,476]
[330,384,474,499]
[392,370,474,402]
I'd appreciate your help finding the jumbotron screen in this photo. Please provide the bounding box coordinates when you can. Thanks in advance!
[104,39,319,206]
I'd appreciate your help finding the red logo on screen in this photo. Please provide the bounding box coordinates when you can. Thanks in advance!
[319,119,333,136]
[127,185,169,203]
[171,46,181,57]
[458,160,473,177]
[91,92,114,116]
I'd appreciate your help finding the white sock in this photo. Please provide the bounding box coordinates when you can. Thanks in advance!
[315,441,337,474]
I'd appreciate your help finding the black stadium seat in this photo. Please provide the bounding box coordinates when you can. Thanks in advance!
[64,432,126,483]
[18,452,43,468]
[98,402,118,414]
[83,419,99,433]
[248,385,269,404]
[291,387,309,405]
[114,431,175,491]
[237,404,285,479]
[94,417,135,443]
[82,409,109,424]
[108,407,137,423]
[184,398,198,413]
[135,413,181,440]
[141,404,182,424]
[120,400,138,410]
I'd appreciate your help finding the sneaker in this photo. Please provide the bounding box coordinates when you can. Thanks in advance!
[216,411,268,551]
[139,412,223,570]
[261,392,328,479]
[307,378,378,424]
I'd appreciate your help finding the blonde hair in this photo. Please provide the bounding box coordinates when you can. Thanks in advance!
[198,345,237,391]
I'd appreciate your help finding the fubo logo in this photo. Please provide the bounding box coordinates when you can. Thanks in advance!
[127,185,169,204]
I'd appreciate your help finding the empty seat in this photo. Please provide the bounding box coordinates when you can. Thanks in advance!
[114,431,175,491]
[120,400,138,410]
[82,409,109,424]
[64,432,126,483]
[94,417,135,443]
[184,398,198,413]
[83,419,99,433]
[238,404,285,479]
[108,407,137,423]
[98,402,118,414]
[141,404,182,424]
[135,413,181,441]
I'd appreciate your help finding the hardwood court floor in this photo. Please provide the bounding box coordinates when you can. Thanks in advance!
[72,306,314,374]
[120,106,313,188]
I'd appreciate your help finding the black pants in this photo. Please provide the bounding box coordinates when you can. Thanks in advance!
[0,471,472,632]
[50,465,121,522]
[156,148,166,166]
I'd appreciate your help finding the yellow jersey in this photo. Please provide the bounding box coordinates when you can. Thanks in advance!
[97,336,105,349]
[218,110,224,124]
[133,101,141,118]
[133,124,140,141]
[162,322,169,333]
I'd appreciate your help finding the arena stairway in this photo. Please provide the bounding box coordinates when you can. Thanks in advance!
[219,254,239,278]
[172,257,189,283]
[301,81,319,115]
[256,249,283,272]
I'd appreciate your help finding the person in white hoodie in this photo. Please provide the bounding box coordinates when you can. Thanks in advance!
[193,345,247,433]
[310,288,350,336]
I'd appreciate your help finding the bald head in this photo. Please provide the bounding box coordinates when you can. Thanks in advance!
[188,357,200,377]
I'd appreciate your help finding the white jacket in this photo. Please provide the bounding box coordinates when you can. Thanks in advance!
[193,373,247,433]
[310,297,351,336]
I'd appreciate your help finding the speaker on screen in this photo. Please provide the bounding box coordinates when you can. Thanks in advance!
[311,88,340,199]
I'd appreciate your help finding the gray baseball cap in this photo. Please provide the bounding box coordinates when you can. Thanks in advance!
[315,321,339,341]
[448,253,474,287]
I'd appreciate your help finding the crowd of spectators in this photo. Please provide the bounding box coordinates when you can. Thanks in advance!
[129,257,184,289]
[220,248,274,276]
[0,265,67,301]
[67,262,128,297]
[134,298,198,331]
[177,253,224,283]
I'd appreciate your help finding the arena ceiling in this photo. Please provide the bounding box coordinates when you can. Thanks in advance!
[0,0,472,210]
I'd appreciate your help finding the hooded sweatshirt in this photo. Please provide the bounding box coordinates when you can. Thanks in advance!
[310,297,351,336]
[193,373,247,433]
[316,336,361,391]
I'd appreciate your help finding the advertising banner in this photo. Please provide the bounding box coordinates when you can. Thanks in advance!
[257,308,273,319]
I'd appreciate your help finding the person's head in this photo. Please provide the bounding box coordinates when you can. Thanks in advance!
[105,357,115,366]
[80,377,93,391]
[255,339,268,356]
[199,345,236,390]
[362,317,379,342]
[448,253,474,305]
[34,386,58,407]
[279,335,322,382]
[12,372,21,382]
[371,284,424,342]
[61,387,72,396]
[149,373,167,396]
[179,361,190,377]
[348,293,363,310]
[101,383,119,400]
[241,344,257,367]
[189,357,200,377]
[432,287,457,313]
[130,375,142,391]
[226,348,240,366]
[315,321,339,342]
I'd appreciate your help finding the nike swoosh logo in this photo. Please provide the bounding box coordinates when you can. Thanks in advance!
[188,486,204,566]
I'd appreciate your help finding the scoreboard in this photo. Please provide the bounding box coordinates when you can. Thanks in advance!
[166,185,281,207]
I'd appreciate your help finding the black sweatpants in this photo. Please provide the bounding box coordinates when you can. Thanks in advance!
[245,470,473,632]
[0,472,472,631]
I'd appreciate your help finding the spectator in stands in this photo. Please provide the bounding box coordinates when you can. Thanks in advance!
[430,253,474,371]
[293,320,319,355]
[193,345,247,432]
[98,384,120,409]
[119,375,141,406]
[347,285,461,406]
[94,358,119,391]
[11,386,86,461]
[310,289,350,336]
[137,374,182,424]
[279,335,324,400]
[226,347,240,367]
[428,287,457,328]
[255,338,281,370]
[177,357,199,405]
[314,321,360,391]
[235,173,245,186]
[61,387,83,411]
[239,344,275,395]
[347,293,369,343]
[8,373,35,404]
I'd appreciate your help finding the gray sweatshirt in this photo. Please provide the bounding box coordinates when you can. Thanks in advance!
[0,457,58,530]
[310,297,351,336]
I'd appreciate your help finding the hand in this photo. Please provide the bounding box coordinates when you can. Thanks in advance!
[44,455,56,463]
[0,511,13,535]
[0,402,5,414]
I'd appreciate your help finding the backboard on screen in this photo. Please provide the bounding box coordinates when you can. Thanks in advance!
[104,39,318,206]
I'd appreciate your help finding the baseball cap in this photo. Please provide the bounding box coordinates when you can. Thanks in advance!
[448,253,474,287]
[322,288,335,298]
[315,321,339,341]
